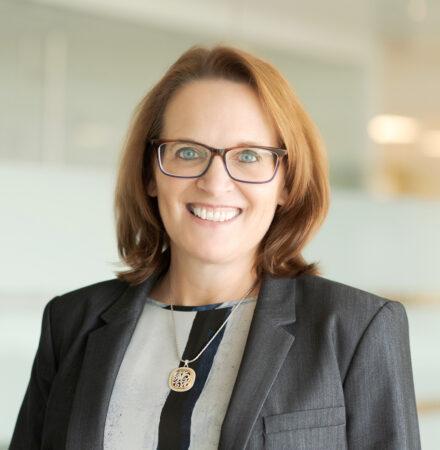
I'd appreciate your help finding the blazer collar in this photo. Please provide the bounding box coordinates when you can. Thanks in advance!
[66,270,297,450]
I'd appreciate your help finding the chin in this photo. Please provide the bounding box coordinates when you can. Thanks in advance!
[187,246,237,264]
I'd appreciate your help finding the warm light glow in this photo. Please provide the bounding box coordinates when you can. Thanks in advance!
[368,114,420,144]
[407,0,427,22]
[421,130,440,157]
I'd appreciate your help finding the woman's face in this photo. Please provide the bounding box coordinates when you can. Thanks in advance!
[147,78,287,266]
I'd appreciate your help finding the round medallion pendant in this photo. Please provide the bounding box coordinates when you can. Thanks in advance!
[168,366,196,392]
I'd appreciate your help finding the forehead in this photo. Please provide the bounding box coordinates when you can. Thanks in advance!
[161,78,279,148]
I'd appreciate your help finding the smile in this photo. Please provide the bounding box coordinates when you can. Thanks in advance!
[186,204,242,223]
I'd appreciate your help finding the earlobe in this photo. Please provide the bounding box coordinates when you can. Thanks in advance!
[278,186,288,206]
[147,178,157,197]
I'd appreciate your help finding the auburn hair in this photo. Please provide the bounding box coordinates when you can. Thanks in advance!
[112,44,330,285]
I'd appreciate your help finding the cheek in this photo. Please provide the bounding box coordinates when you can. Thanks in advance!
[243,198,278,236]
[247,188,279,215]
[158,198,180,225]
[155,180,191,222]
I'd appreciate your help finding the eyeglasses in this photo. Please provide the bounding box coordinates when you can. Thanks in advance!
[148,139,287,184]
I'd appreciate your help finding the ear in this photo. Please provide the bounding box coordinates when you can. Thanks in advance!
[277,184,288,207]
[147,177,157,197]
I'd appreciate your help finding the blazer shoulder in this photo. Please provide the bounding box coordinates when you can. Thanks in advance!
[297,273,404,322]
[42,278,131,362]
[295,274,410,381]
[48,278,129,328]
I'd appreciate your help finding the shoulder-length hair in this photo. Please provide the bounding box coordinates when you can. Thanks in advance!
[113,44,330,285]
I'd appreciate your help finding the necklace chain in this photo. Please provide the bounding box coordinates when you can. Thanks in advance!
[170,280,259,366]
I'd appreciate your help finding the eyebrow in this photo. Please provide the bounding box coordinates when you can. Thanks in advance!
[176,137,266,148]
[236,140,261,147]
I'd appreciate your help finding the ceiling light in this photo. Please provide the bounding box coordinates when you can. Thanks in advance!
[368,114,420,144]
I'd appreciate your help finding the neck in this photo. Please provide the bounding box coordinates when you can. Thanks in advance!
[151,251,260,307]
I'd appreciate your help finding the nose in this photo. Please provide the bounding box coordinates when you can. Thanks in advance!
[196,154,234,193]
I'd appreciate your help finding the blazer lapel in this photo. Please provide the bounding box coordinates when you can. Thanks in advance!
[218,273,297,449]
[65,270,162,450]
[65,270,296,450]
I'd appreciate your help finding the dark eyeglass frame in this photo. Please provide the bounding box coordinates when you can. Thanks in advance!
[148,138,287,184]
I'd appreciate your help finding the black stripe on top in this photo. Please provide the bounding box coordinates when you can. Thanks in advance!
[157,305,233,450]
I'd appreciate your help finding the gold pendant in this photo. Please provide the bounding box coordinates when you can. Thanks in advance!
[168,361,196,392]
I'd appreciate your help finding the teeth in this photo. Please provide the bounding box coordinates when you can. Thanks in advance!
[189,205,241,222]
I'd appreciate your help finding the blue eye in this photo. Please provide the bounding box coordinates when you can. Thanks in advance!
[238,150,259,163]
[177,147,199,160]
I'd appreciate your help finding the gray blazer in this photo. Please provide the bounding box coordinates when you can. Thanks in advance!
[10,271,421,449]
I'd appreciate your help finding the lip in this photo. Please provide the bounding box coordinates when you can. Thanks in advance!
[186,204,242,227]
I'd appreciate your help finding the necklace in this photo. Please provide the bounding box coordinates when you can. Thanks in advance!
[167,279,259,392]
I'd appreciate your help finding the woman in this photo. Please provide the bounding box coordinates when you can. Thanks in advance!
[10,44,421,449]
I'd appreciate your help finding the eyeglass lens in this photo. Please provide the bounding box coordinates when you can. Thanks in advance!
[158,141,278,182]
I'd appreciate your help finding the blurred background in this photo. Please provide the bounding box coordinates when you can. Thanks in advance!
[1,0,439,447]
